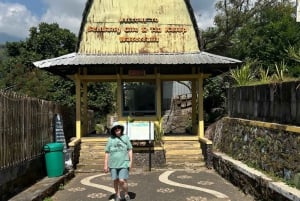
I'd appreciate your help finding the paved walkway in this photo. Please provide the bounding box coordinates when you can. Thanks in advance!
[50,167,255,201]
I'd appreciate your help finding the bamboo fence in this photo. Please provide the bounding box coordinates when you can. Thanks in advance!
[0,91,75,170]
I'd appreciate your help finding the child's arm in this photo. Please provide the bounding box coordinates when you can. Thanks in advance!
[128,149,133,170]
[104,152,109,173]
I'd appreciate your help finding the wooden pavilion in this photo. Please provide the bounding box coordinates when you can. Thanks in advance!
[33,0,241,141]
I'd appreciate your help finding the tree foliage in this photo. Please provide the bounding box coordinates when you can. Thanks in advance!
[202,0,300,68]
[203,75,229,124]
[201,0,300,123]
[232,1,300,69]
[0,23,114,121]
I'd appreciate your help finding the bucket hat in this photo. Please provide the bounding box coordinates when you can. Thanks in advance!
[110,122,124,135]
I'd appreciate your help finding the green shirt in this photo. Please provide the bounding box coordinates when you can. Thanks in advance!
[105,134,133,168]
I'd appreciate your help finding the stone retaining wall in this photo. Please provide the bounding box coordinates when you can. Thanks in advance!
[205,117,300,200]
[133,148,165,169]
[0,156,46,201]
[213,152,300,201]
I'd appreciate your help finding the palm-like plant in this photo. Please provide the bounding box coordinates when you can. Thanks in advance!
[272,61,288,81]
[230,61,255,86]
[287,46,300,63]
[259,67,270,83]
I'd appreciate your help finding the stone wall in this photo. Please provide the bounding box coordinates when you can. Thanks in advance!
[0,156,46,201]
[213,152,300,201]
[133,148,165,170]
[162,96,193,134]
[207,117,300,189]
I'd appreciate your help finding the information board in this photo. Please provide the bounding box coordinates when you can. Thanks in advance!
[123,121,154,140]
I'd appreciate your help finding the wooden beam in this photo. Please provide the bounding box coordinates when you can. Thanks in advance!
[70,74,211,81]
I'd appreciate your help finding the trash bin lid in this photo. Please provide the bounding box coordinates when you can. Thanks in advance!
[44,142,64,152]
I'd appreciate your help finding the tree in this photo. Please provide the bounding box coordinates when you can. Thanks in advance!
[201,0,257,55]
[0,23,115,121]
[203,75,229,124]
[200,0,300,124]
[232,1,300,70]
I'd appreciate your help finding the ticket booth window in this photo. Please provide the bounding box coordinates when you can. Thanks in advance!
[122,81,156,116]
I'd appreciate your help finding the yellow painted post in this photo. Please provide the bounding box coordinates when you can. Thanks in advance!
[82,81,88,136]
[198,76,204,138]
[75,74,82,139]
[191,79,197,133]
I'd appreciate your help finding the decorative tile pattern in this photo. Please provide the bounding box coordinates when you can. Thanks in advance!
[67,187,86,192]
[197,181,214,186]
[101,176,111,181]
[87,192,107,199]
[186,196,208,201]
[177,175,192,179]
[157,187,175,193]
[128,182,138,187]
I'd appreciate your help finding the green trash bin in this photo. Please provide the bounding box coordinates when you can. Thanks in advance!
[44,142,64,177]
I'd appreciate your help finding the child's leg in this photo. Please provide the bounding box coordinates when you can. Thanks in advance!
[114,179,120,196]
[118,179,129,195]
[118,168,130,196]
[110,169,120,197]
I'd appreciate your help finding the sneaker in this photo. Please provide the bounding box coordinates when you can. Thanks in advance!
[115,195,121,201]
[124,195,131,201]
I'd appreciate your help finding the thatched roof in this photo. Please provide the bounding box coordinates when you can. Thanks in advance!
[33,0,242,76]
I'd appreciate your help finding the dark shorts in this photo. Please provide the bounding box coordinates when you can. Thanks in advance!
[110,168,129,180]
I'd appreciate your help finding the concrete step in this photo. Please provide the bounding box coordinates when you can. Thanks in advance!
[75,164,103,173]
[166,161,206,169]
[79,150,105,156]
[163,136,203,166]
[164,145,200,150]
[165,149,201,155]
[76,138,108,173]
[79,158,104,164]
[80,145,106,150]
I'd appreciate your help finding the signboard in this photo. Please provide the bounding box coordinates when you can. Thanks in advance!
[54,114,67,153]
[123,121,154,140]
[87,17,188,43]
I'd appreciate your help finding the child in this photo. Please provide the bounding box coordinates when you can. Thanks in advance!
[104,122,133,201]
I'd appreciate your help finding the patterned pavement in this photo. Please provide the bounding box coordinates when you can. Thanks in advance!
[51,167,255,201]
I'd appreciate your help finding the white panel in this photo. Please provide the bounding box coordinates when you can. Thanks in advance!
[123,121,154,140]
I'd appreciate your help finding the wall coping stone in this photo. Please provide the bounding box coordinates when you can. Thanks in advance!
[224,117,300,134]
[214,152,300,201]
[8,170,74,201]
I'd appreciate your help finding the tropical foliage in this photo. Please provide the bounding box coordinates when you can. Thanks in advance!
[1,0,300,124]
[0,23,114,121]
[202,0,300,121]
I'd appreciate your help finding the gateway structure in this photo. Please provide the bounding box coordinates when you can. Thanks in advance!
[34,0,241,140]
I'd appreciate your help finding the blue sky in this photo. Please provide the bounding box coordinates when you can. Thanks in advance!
[1,0,46,17]
[0,0,217,40]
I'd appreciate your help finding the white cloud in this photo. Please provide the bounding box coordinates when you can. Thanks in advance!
[0,2,38,38]
[196,9,216,30]
[41,0,86,35]
[195,0,217,30]
[0,0,218,40]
